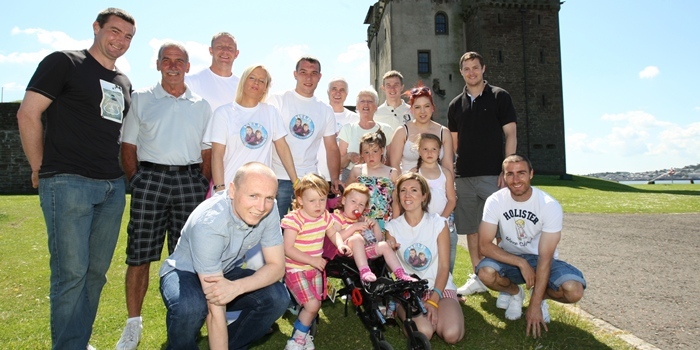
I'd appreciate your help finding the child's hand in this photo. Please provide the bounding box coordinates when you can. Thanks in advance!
[338,244,352,257]
[311,256,327,271]
[351,221,370,232]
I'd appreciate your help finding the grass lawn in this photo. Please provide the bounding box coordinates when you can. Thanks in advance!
[1,177,696,349]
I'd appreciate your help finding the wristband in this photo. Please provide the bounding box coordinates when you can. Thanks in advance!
[431,288,443,299]
[425,300,439,309]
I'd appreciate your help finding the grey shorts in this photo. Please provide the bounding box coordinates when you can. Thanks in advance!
[454,175,499,235]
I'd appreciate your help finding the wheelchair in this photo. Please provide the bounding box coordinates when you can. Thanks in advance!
[322,254,432,350]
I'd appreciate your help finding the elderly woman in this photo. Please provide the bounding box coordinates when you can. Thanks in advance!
[338,87,394,182]
[388,85,454,174]
[384,172,465,344]
[205,64,297,193]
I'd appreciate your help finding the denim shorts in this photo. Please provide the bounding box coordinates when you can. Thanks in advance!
[476,254,586,291]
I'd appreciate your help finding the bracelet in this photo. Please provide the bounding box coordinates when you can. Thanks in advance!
[431,288,443,299]
[425,300,439,309]
[213,184,225,190]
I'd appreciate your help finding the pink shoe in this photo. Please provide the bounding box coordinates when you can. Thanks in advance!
[359,266,377,282]
[394,267,417,281]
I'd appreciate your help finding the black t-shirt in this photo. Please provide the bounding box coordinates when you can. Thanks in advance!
[447,83,517,177]
[27,49,132,179]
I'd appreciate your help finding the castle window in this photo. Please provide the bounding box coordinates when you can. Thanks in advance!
[418,51,431,74]
[498,50,504,63]
[540,49,545,63]
[435,12,448,34]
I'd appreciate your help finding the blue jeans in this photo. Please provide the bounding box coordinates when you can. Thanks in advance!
[476,254,587,291]
[276,179,293,217]
[39,174,126,349]
[160,267,289,350]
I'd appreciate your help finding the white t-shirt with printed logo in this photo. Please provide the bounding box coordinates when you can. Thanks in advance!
[267,90,336,179]
[204,101,287,185]
[482,186,563,259]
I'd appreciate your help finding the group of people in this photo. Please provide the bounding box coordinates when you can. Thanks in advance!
[16,7,586,350]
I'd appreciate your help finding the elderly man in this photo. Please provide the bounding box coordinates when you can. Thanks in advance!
[159,162,289,350]
[17,8,136,350]
[318,77,359,184]
[186,32,240,111]
[116,42,212,349]
[477,154,585,338]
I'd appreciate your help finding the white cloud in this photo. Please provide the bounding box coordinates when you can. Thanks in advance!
[2,82,24,90]
[336,43,368,64]
[568,110,698,159]
[638,65,659,79]
[12,26,91,50]
[0,49,52,64]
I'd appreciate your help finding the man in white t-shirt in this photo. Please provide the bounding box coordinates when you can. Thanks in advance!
[185,32,240,111]
[374,70,412,132]
[318,77,359,183]
[477,154,586,338]
[267,57,341,216]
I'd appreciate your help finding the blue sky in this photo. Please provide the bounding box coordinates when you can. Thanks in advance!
[1,0,698,175]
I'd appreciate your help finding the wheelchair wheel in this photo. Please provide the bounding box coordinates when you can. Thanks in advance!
[309,316,318,336]
[376,340,393,350]
[408,332,431,350]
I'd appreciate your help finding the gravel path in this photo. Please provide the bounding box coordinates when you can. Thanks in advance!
[558,213,700,350]
[457,213,699,349]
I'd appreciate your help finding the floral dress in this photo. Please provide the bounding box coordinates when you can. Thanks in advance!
[356,165,395,230]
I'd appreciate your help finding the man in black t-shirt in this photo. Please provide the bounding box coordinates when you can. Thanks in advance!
[16,8,136,350]
[447,51,517,297]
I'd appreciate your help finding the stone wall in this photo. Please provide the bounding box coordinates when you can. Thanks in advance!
[462,0,566,174]
[366,0,568,175]
[0,103,35,194]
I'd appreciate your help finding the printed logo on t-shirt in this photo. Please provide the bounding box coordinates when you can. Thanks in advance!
[402,113,412,123]
[241,122,268,149]
[99,79,125,123]
[289,114,314,139]
[502,209,540,248]
[405,243,432,272]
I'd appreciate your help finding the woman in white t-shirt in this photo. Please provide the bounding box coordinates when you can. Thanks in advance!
[205,65,298,193]
[384,172,464,344]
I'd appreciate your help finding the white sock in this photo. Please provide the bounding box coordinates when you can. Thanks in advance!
[127,316,142,325]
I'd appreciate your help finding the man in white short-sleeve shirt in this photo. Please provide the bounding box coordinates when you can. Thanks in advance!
[318,77,359,183]
[185,32,240,112]
[267,57,341,216]
[477,154,585,338]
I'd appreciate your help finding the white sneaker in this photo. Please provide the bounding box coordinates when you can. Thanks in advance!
[504,286,524,320]
[284,336,306,350]
[496,292,510,309]
[87,345,96,350]
[456,274,488,295]
[116,319,142,350]
[304,333,315,350]
[541,300,551,323]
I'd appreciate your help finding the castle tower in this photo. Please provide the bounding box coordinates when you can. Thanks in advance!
[365,0,566,175]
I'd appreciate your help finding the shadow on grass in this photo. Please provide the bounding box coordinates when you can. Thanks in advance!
[533,175,699,197]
